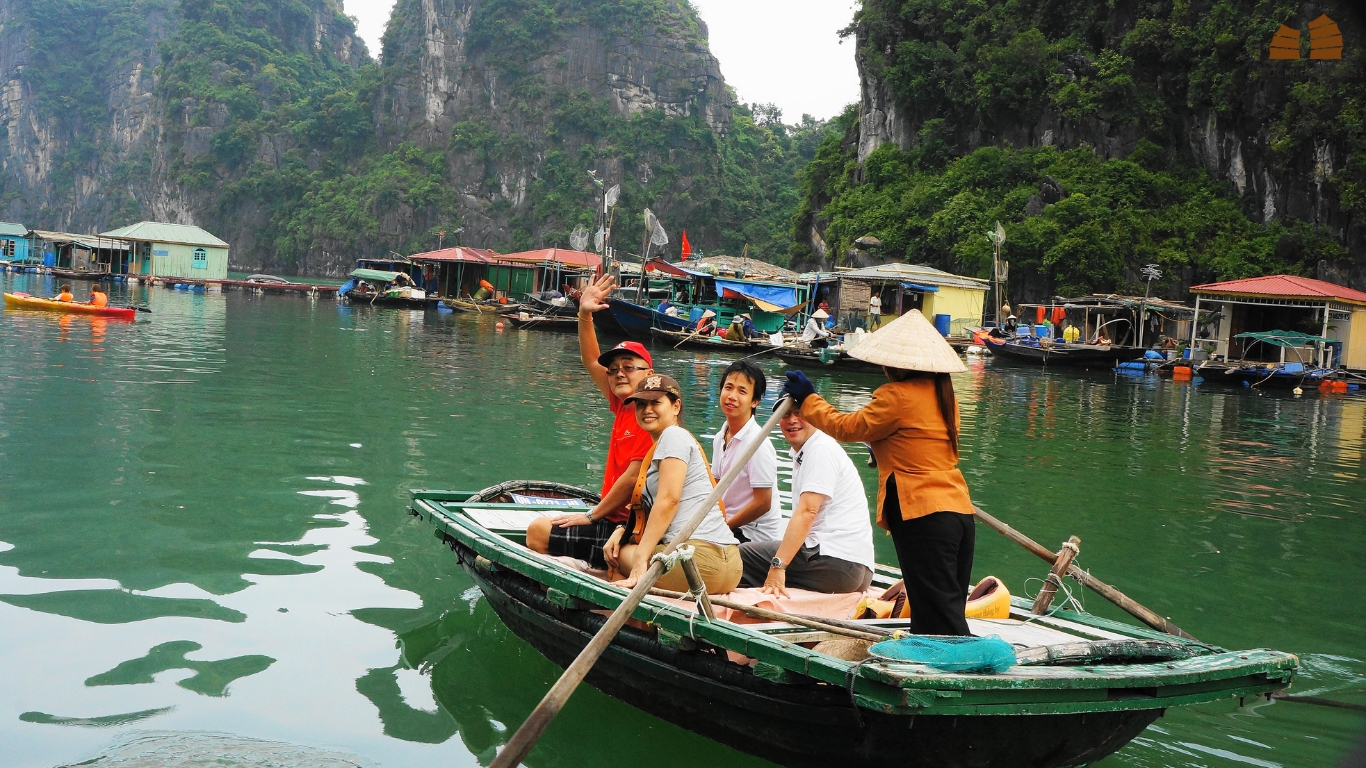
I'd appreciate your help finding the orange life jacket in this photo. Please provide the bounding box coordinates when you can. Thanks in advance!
[56,291,73,302]
[89,292,108,307]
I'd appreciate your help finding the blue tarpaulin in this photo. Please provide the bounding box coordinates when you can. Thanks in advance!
[714,278,799,311]
[901,282,940,292]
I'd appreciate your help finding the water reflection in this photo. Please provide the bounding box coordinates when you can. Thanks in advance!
[0,274,1361,767]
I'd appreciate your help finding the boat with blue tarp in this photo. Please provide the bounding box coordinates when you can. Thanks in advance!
[609,257,809,340]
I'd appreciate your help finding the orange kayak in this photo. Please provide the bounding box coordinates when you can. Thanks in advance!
[3,292,137,320]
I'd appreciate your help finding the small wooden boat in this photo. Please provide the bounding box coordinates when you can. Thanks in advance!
[445,298,523,314]
[982,336,1145,368]
[523,293,579,317]
[501,313,579,331]
[774,345,885,374]
[650,327,762,351]
[3,292,137,320]
[408,482,1296,768]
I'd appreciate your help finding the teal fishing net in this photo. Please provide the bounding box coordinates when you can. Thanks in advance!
[868,635,1017,674]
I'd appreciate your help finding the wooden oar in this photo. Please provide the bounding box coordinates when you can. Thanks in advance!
[490,397,794,768]
[973,506,1198,641]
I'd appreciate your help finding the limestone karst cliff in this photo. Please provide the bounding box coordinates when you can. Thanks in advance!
[0,0,818,275]
[795,0,1366,298]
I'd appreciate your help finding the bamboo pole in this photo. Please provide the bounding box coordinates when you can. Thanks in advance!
[490,397,794,768]
[1031,536,1080,615]
[973,506,1198,641]
[647,588,891,642]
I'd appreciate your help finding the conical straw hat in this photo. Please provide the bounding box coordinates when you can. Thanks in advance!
[847,310,966,373]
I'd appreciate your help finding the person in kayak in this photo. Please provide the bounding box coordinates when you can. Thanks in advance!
[55,284,73,302]
[712,360,782,543]
[780,310,976,636]
[525,274,653,572]
[86,285,108,307]
[604,374,742,593]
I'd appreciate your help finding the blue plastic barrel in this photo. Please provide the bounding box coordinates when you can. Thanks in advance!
[934,314,951,337]
[1034,324,1049,338]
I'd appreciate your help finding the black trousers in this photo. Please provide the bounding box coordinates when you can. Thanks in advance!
[884,476,975,636]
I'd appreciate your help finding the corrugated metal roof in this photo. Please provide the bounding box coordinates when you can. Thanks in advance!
[99,221,229,247]
[839,262,988,291]
[409,247,505,264]
[1191,275,1366,306]
[0,222,26,237]
[29,230,130,250]
[499,248,601,269]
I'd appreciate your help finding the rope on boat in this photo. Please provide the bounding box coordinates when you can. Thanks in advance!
[1020,571,1086,624]
[844,657,881,728]
[650,544,695,572]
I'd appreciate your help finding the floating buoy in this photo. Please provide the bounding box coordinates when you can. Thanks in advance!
[495,321,505,330]
[1293,386,1303,396]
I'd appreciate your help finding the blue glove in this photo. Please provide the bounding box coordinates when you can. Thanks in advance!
[780,370,816,409]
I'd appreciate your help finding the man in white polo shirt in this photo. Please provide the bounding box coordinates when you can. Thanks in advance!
[738,409,875,595]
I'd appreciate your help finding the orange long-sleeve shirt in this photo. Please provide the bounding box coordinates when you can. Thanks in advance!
[799,378,974,528]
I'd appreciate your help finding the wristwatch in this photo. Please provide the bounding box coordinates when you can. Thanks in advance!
[770,557,786,570]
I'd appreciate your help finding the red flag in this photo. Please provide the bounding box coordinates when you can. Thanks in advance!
[680,230,692,261]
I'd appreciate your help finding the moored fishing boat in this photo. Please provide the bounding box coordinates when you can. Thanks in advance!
[774,345,885,374]
[501,312,579,331]
[3,292,137,320]
[982,335,1145,368]
[408,481,1297,768]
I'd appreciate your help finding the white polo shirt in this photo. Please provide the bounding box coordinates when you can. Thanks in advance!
[711,417,785,542]
[790,430,875,568]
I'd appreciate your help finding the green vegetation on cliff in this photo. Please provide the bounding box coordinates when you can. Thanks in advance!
[797,0,1363,294]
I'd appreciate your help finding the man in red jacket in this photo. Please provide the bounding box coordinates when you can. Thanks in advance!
[526,274,654,572]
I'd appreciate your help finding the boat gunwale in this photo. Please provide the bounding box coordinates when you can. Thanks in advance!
[409,491,1296,713]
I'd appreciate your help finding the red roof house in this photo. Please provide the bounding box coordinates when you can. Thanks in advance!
[1191,274,1366,306]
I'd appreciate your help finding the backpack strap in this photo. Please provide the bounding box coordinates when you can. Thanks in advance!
[625,432,726,544]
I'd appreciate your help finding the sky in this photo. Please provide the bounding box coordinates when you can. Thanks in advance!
[342,0,862,122]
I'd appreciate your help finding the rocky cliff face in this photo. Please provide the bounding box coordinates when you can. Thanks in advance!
[374,0,732,253]
[0,0,364,250]
[844,0,1366,287]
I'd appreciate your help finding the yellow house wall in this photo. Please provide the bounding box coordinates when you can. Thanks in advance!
[1346,310,1366,369]
[922,286,986,335]
[150,242,228,280]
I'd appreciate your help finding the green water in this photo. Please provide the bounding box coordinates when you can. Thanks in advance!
[0,272,1362,768]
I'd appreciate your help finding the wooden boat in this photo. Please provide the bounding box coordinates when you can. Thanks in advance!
[982,336,1144,368]
[444,297,523,314]
[3,292,137,320]
[774,345,885,375]
[346,291,434,309]
[650,327,762,351]
[523,292,579,317]
[605,297,691,339]
[1155,360,1337,389]
[407,482,1297,768]
[501,313,580,331]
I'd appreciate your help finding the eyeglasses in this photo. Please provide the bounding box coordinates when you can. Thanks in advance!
[607,365,647,376]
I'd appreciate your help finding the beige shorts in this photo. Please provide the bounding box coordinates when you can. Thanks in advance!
[652,540,742,594]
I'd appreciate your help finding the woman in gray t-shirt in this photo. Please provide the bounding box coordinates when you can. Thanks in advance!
[605,374,741,594]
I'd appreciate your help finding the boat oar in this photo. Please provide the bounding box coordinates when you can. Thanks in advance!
[973,506,1198,641]
[490,396,794,768]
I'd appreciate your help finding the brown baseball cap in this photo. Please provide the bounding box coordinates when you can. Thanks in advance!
[623,373,683,404]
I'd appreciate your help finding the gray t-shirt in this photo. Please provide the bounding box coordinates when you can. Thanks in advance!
[641,426,738,546]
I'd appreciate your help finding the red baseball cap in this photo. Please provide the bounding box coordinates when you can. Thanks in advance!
[597,340,653,369]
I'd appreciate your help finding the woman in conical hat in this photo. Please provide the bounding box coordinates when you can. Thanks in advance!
[779,310,976,636]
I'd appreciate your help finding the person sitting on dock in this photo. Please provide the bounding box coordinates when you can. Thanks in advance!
[800,309,831,343]
[524,274,654,572]
[778,310,976,635]
[86,285,108,308]
[738,408,874,595]
[54,284,73,302]
[604,374,742,593]
[713,361,782,544]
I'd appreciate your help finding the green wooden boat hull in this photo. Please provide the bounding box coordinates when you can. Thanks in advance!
[408,486,1297,768]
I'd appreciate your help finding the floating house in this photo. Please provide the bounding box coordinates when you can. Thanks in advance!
[1017,295,1195,346]
[0,222,29,262]
[408,247,600,300]
[29,230,130,273]
[826,263,989,336]
[609,257,810,338]
[1190,275,1366,369]
[98,222,229,279]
